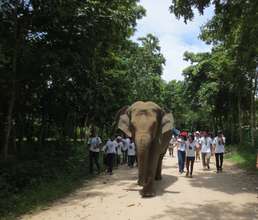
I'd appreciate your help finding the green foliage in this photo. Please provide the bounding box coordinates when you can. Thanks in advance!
[226,145,258,172]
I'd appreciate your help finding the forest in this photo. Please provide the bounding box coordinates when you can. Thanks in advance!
[0,0,257,218]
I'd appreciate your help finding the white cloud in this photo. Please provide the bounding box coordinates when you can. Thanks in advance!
[132,0,214,81]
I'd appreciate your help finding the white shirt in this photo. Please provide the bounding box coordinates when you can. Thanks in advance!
[213,136,226,153]
[186,141,196,157]
[177,138,186,151]
[122,138,130,151]
[200,137,213,153]
[116,142,123,155]
[103,139,116,154]
[88,136,102,152]
[128,142,136,156]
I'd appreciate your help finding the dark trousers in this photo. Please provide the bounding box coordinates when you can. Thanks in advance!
[122,150,128,164]
[128,155,135,167]
[89,151,100,174]
[186,156,195,175]
[169,148,174,157]
[116,154,121,166]
[215,153,224,171]
[107,153,115,174]
[178,150,186,173]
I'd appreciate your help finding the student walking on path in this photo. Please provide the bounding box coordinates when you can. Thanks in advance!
[200,131,213,170]
[103,138,116,175]
[177,134,186,174]
[185,134,198,178]
[127,139,136,168]
[88,130,102,174]
[122,136,130,164]
[213,131,225,173]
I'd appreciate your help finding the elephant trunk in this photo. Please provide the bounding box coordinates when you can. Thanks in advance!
[135,133,152,186]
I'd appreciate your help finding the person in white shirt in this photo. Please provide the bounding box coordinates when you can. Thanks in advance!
[127,139,136,168]
[186,135,198,177]
[200,131,213,170]
[213,131,226,172]
[115,136,123,166]
[122,136,130,164]
[87,130,102,174]
[194,131,201,161]
[168,135,176,157]
[177,134,187,174]
[103,138,116,175]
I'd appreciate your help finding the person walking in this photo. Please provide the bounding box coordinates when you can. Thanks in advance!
[185,134,197,178]
[103,138,116,175]
[213,131,226,173]
[177,134,186,174]
[194,131,201,161]
[115,136,123,166]
[122,136,130,164]
[127,139,136,168]
[88,129,102,174]
[200,131,213,170]
[168,135,176,157]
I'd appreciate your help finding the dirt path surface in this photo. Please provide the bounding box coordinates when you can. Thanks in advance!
[22,154,258,220]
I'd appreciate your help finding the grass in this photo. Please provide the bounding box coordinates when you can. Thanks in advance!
[225,145,258,172]
[0,142,106,220]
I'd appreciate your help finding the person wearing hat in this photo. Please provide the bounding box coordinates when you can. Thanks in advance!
[213,131,226,172]
[200,131,213,170]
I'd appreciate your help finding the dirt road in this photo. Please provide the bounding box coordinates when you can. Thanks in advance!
[22,154,258,220]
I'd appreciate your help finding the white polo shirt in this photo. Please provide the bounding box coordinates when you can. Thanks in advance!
[200,137,213,153]
[122,138,130,151]
[213,136,226,153]
[103,139,116,154]
[186,141,196,157]
[128,143,136,156]
[177,138,186,151]
[88,136,102,152]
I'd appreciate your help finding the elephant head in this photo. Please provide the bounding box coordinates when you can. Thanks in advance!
[116,101,174,196]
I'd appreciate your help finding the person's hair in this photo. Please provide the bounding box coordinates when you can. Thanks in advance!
[188,134,194,141]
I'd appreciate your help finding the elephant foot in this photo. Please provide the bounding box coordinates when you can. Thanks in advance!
[141,184,156,197]
[141,189,156,197]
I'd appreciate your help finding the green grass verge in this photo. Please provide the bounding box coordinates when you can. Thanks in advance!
[225,145,258,172]
[1,174,95,220]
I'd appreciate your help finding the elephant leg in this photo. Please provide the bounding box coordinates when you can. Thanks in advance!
[137,153,145,186]
[141,150,160,197]
[155,154,164,180]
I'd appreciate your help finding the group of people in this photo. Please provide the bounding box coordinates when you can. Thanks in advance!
[169,131,226,177]
[87,130,136,175]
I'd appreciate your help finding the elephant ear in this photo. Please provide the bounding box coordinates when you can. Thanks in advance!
[161,112,174,134]
[117,113,131,137]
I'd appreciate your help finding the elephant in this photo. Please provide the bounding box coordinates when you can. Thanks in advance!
[115,101,174,197]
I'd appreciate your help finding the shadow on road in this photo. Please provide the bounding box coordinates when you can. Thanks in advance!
[149,201,257,220]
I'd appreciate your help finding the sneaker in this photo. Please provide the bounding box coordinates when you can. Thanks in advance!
[186,172,189,177]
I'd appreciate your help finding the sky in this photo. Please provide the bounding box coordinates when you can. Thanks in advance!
[132,0,214,82]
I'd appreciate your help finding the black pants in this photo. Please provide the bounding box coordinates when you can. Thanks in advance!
[122,150,128,164]
[215,153,224,171]
[186,156,195,175]
[89,151,100,174]
[128,155,135,167]
[107,153,115,174]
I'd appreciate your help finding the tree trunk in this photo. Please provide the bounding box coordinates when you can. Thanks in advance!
[250,71,257,148]
[3,83,15,159]
[238,91,243,144]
